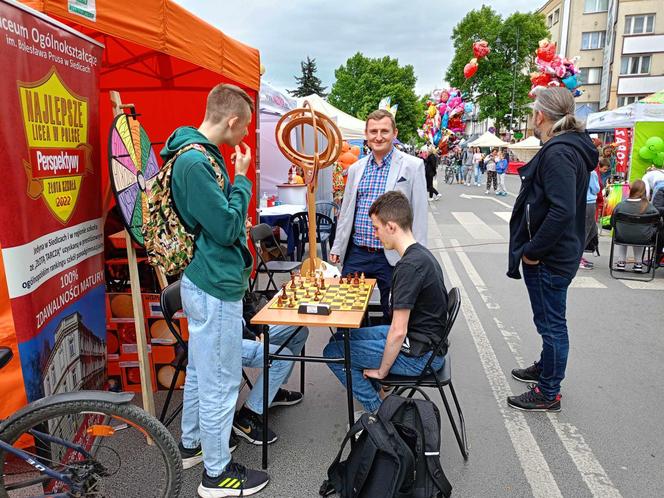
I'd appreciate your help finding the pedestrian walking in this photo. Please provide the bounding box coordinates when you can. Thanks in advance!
[507,87,598,412]
[495,151,509,196]
[425,147,441,201]
[462,146,474,185]
[472,148,483,186]
[485,148,498,194]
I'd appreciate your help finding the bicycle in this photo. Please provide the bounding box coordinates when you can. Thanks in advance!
[444,163,458,185]
[0,347,182,497]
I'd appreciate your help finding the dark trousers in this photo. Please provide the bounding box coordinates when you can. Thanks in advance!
[486,170,497,191]
[522,262,572,399]
[426,172,439,198]
[342,242,393,319]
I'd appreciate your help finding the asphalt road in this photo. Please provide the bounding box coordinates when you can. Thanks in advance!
[165,173,664,498]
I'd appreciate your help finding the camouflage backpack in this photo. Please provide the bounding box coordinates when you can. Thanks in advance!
[143,144,224,276]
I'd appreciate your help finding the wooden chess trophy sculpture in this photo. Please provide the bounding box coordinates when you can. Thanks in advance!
[275,101,342,274]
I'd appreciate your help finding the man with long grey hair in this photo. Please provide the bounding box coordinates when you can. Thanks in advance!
[506,87,599,412]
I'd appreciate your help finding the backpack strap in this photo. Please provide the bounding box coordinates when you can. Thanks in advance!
[164,144,225,237]
[324,417,373,496]
[410,399,453,498]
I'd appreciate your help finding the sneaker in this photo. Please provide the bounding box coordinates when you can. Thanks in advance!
[507,385,561,412]
[511,362,541,383]
[633,263,644,273]
[615,261,626,271]
[435,193,443,200]
[271,388,303,407]
[485,190,489,194]
[579,259,594,270]
[180,433,239,470]
[233,407,278,445]
[198,462,269,497]
[180,442,204,470]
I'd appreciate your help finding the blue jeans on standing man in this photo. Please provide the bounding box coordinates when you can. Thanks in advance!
[342,242,394,319]
[242,325,308,414]
[180,274,242,478]
[323,325,444,413]
[522,262,573,399]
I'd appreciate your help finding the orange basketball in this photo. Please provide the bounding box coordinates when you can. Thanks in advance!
[150,320,176,344]
[157,365,185,389]
[110,294,133,318]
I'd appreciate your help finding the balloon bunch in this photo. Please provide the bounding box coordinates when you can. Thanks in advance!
[418,88,473,152]
[638,136,664,166]
[464,40,491,79]
[530,39,582,97]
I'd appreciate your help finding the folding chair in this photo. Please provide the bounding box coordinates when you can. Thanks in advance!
[609,212,662,282]
[289,211,335,261]
[158,280,253,428]
[249,223,301,293]
[377,287,468,460]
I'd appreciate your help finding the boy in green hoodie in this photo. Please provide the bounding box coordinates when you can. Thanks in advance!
[163,83,269,497]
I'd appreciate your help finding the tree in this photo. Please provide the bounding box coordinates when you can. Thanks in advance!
[328,53,420,142]
[288,56,327,97]
[445,7,549,132]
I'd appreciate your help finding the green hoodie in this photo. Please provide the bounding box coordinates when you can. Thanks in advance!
[161,126,253,301]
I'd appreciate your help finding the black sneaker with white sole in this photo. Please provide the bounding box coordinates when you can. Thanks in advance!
[180,433,239,470]
[511,362,541,383]
[507,385,561,412]
[233,407,278,445]
[198,462,269,497]
[271,388,303,407]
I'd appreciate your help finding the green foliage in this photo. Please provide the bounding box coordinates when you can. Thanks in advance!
[329,53,421,142]
[445,7,549,132]
[289,56,327,97]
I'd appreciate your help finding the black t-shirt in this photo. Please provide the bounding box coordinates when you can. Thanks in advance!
[390,243,448,357]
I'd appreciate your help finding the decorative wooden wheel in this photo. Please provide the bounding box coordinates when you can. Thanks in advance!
[275,101,342,273]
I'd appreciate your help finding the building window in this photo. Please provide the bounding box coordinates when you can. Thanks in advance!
[620,55,651,75]
[68,337,75,358]
[547,14,553,28]
[617,95,646,106]
[553,9,560,24]
[578,67,603,85]
[72,369,77,387]
[625,15,655,35]
[581,31,606,50]
[584,0,608,13]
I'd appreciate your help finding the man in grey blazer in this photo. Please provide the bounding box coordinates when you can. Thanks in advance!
[329,110,428,317]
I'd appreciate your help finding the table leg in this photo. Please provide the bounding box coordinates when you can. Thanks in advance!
[342,328,355,434]
[262,328,270,470]
[300,344,306,394]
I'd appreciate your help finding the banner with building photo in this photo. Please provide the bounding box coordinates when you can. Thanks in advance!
[0,0,105,418]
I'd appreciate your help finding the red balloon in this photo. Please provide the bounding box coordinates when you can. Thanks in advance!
[472,40,490,59]
[536,39,556,62]
[530,72,551,87]
[464,61,478,79]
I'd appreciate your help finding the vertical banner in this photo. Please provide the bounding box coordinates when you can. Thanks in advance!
[0,1,104,419]
[629,121,664,182]
[614,127,631,174]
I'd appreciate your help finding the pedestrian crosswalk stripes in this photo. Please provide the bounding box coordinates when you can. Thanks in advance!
[451,211,503,240]
[619,279,664,290]
[570,277,607,289]
[494,211,512,223]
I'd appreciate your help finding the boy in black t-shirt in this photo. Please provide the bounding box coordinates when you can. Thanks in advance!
[323,191,448,413]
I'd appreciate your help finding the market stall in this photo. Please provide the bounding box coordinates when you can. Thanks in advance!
[467,131,509,148]
[1,0,261,415]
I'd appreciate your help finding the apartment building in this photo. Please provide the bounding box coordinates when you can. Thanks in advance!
[538,0,664,112]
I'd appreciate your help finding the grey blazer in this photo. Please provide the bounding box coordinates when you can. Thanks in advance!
[330,148,428,266]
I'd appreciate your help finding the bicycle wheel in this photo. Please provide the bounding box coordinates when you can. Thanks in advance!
[445,168,454,184]
[0,396,182,497]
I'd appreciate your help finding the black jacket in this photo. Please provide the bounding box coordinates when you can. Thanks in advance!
[653,188,664,217]
[508,132,598,279]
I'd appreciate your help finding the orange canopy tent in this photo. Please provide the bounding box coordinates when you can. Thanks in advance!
[21,0,261,214]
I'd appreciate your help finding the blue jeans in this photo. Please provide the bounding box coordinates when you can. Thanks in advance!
[180,275,242,477]
[522,263,572,399]
[243,325,308,414]
[323,325,444,413]
[343,242,393,319]
[473,163,482,184]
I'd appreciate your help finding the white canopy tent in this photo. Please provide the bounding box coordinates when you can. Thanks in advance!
[467,131,509,148]
[259,83,297,196]
[508,136,542,163]
[297,94,366,141]
[585,103,638,131]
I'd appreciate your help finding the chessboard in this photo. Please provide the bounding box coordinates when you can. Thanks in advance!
[269,272,373,312]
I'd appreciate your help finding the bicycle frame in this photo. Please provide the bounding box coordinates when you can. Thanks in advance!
[0,430,90,496]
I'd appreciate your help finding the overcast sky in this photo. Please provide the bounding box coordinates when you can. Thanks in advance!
[175,0,539,96]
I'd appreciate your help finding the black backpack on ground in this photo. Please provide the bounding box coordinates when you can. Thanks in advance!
[320,392,452,498]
